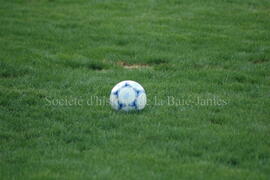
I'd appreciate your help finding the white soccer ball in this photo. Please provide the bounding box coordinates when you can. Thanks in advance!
[110,80,147,111]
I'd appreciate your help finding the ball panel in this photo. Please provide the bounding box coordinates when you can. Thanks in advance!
[111,81,126,94]
[125,80,144,91]
[109,93,119,110]
[136,92,147,110]
[118,87,136,105]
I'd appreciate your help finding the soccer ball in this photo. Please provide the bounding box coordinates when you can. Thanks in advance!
[110,80,147,111]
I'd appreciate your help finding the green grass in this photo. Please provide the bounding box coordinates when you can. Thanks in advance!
[0,0,270,179]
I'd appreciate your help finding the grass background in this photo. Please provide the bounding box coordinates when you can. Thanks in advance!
[0,0,270,179]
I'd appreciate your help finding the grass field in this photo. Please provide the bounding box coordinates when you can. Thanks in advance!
[0,0,270,179]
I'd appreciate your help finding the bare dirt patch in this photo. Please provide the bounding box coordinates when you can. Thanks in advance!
[252,59,269,64]
[117,61,151,69]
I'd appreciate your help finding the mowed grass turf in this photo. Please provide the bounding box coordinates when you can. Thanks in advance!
[0,0,270,179]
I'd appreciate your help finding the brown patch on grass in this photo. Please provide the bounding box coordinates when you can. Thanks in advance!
[117,61,150,69]
[252,59,269,64]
